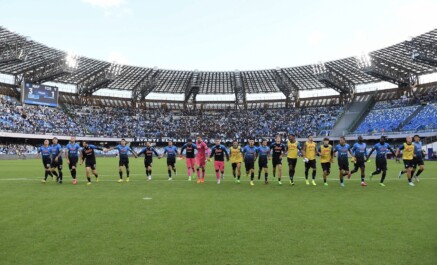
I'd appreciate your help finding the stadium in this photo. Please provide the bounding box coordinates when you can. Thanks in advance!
[1,1,437,265]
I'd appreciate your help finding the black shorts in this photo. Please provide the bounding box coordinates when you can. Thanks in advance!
[167,157,176,166]
[305,159,316,169]
[375,158,387,171]
[50,157,63,170]
[287,158,297,168]
[403,159,413,169]
[272,157,282,167]
[338,158,349,171]
[245,161,255,171]
[412,157,424,168]
[85,160,96,170]
[353,158,365,169]
[119,159,129,167]
[144,159,153,168]
[231,162,241,170]
[68,157,78,169]
[321,162,331,172]
[42,157,51,169]
[258,158,268,168]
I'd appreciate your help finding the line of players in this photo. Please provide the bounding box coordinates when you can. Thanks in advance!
[37,134,426,187]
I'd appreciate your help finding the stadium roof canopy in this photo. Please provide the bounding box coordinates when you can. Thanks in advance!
[0,26,436,106]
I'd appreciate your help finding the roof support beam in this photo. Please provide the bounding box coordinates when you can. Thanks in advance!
[233,70,247,110]
[132,67,160,103]
[77,62,121,96]
[405,38,437,67]
[357,54,419,88]
[313,62,355,102]
[274,68,300,108]
[184,70,201,109]
[17,54,78,84]
[0,38,33,64]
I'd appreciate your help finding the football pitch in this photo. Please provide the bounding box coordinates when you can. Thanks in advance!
[0,157,436,265]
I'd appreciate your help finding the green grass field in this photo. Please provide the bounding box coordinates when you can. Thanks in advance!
[0,157,436,265]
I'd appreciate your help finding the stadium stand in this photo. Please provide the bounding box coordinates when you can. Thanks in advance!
[401,103,437,131]
[1,27,437,140]
[0,95,83,135]
[354,104,420,134]
[1,95,343,138]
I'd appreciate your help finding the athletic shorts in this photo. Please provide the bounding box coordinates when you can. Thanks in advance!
[144,159,153,168]
[375,158,387,171]
[412,157,424,168]
[119,159,129,167]
[305,159,316,169]
[196,157,206,167]
[338,158,349,171]
[214,161,225,171]
[245,161,255,171]
[50,157,63,169]
[231,162,241,170]
[42,157,51,169]
[167,157,176,167]
[287,158,297,169]
[403,159,413,169]
[272,157,282,167]
[68,157,78,169]
[186,158,195,168]
[85,160,96,170]
[258,158,268,168]
[353,158,365,169]
[321,162,331,173]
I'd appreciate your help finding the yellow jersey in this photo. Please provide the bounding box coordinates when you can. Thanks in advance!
[304,141,316,160]
[401,143,414,160]
[287,141,300,159]
[319,145,333,163]
[229,146,243,163]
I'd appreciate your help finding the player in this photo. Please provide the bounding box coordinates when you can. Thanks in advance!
[257,139,271,184]
[350,136,368,186]
[395,136,415,186]
[318,137,333,186]
[137,141,160,181]
[180,139,197,181]
[366,136,396,186]
[286,133,301,185]
[333,136,353,187]
[161,140,178,180]
[37,139,54,183]
[65,136,81,185]
[80,141,102,185]
[229,140,244,183]
[50,137,63,183]
[411,135,425,182]
[399,135,425,182]
[195,135,208,183]
[243,138,258,186]
[270,135,286,185]
[209,139,229,184]
[302,135,317,186]
[104,139,138,183]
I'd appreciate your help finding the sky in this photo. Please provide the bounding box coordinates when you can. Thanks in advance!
[0,0,436,72]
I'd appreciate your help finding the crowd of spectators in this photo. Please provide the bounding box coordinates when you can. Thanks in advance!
[0,143,37,155]
[1,95,343,139]
[1,95,83,136]
[354,105,419,134]
[4,91,437,138]
[402,103,437,131]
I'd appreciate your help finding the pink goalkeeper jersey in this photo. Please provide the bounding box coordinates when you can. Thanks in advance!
[196,141,208,159]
